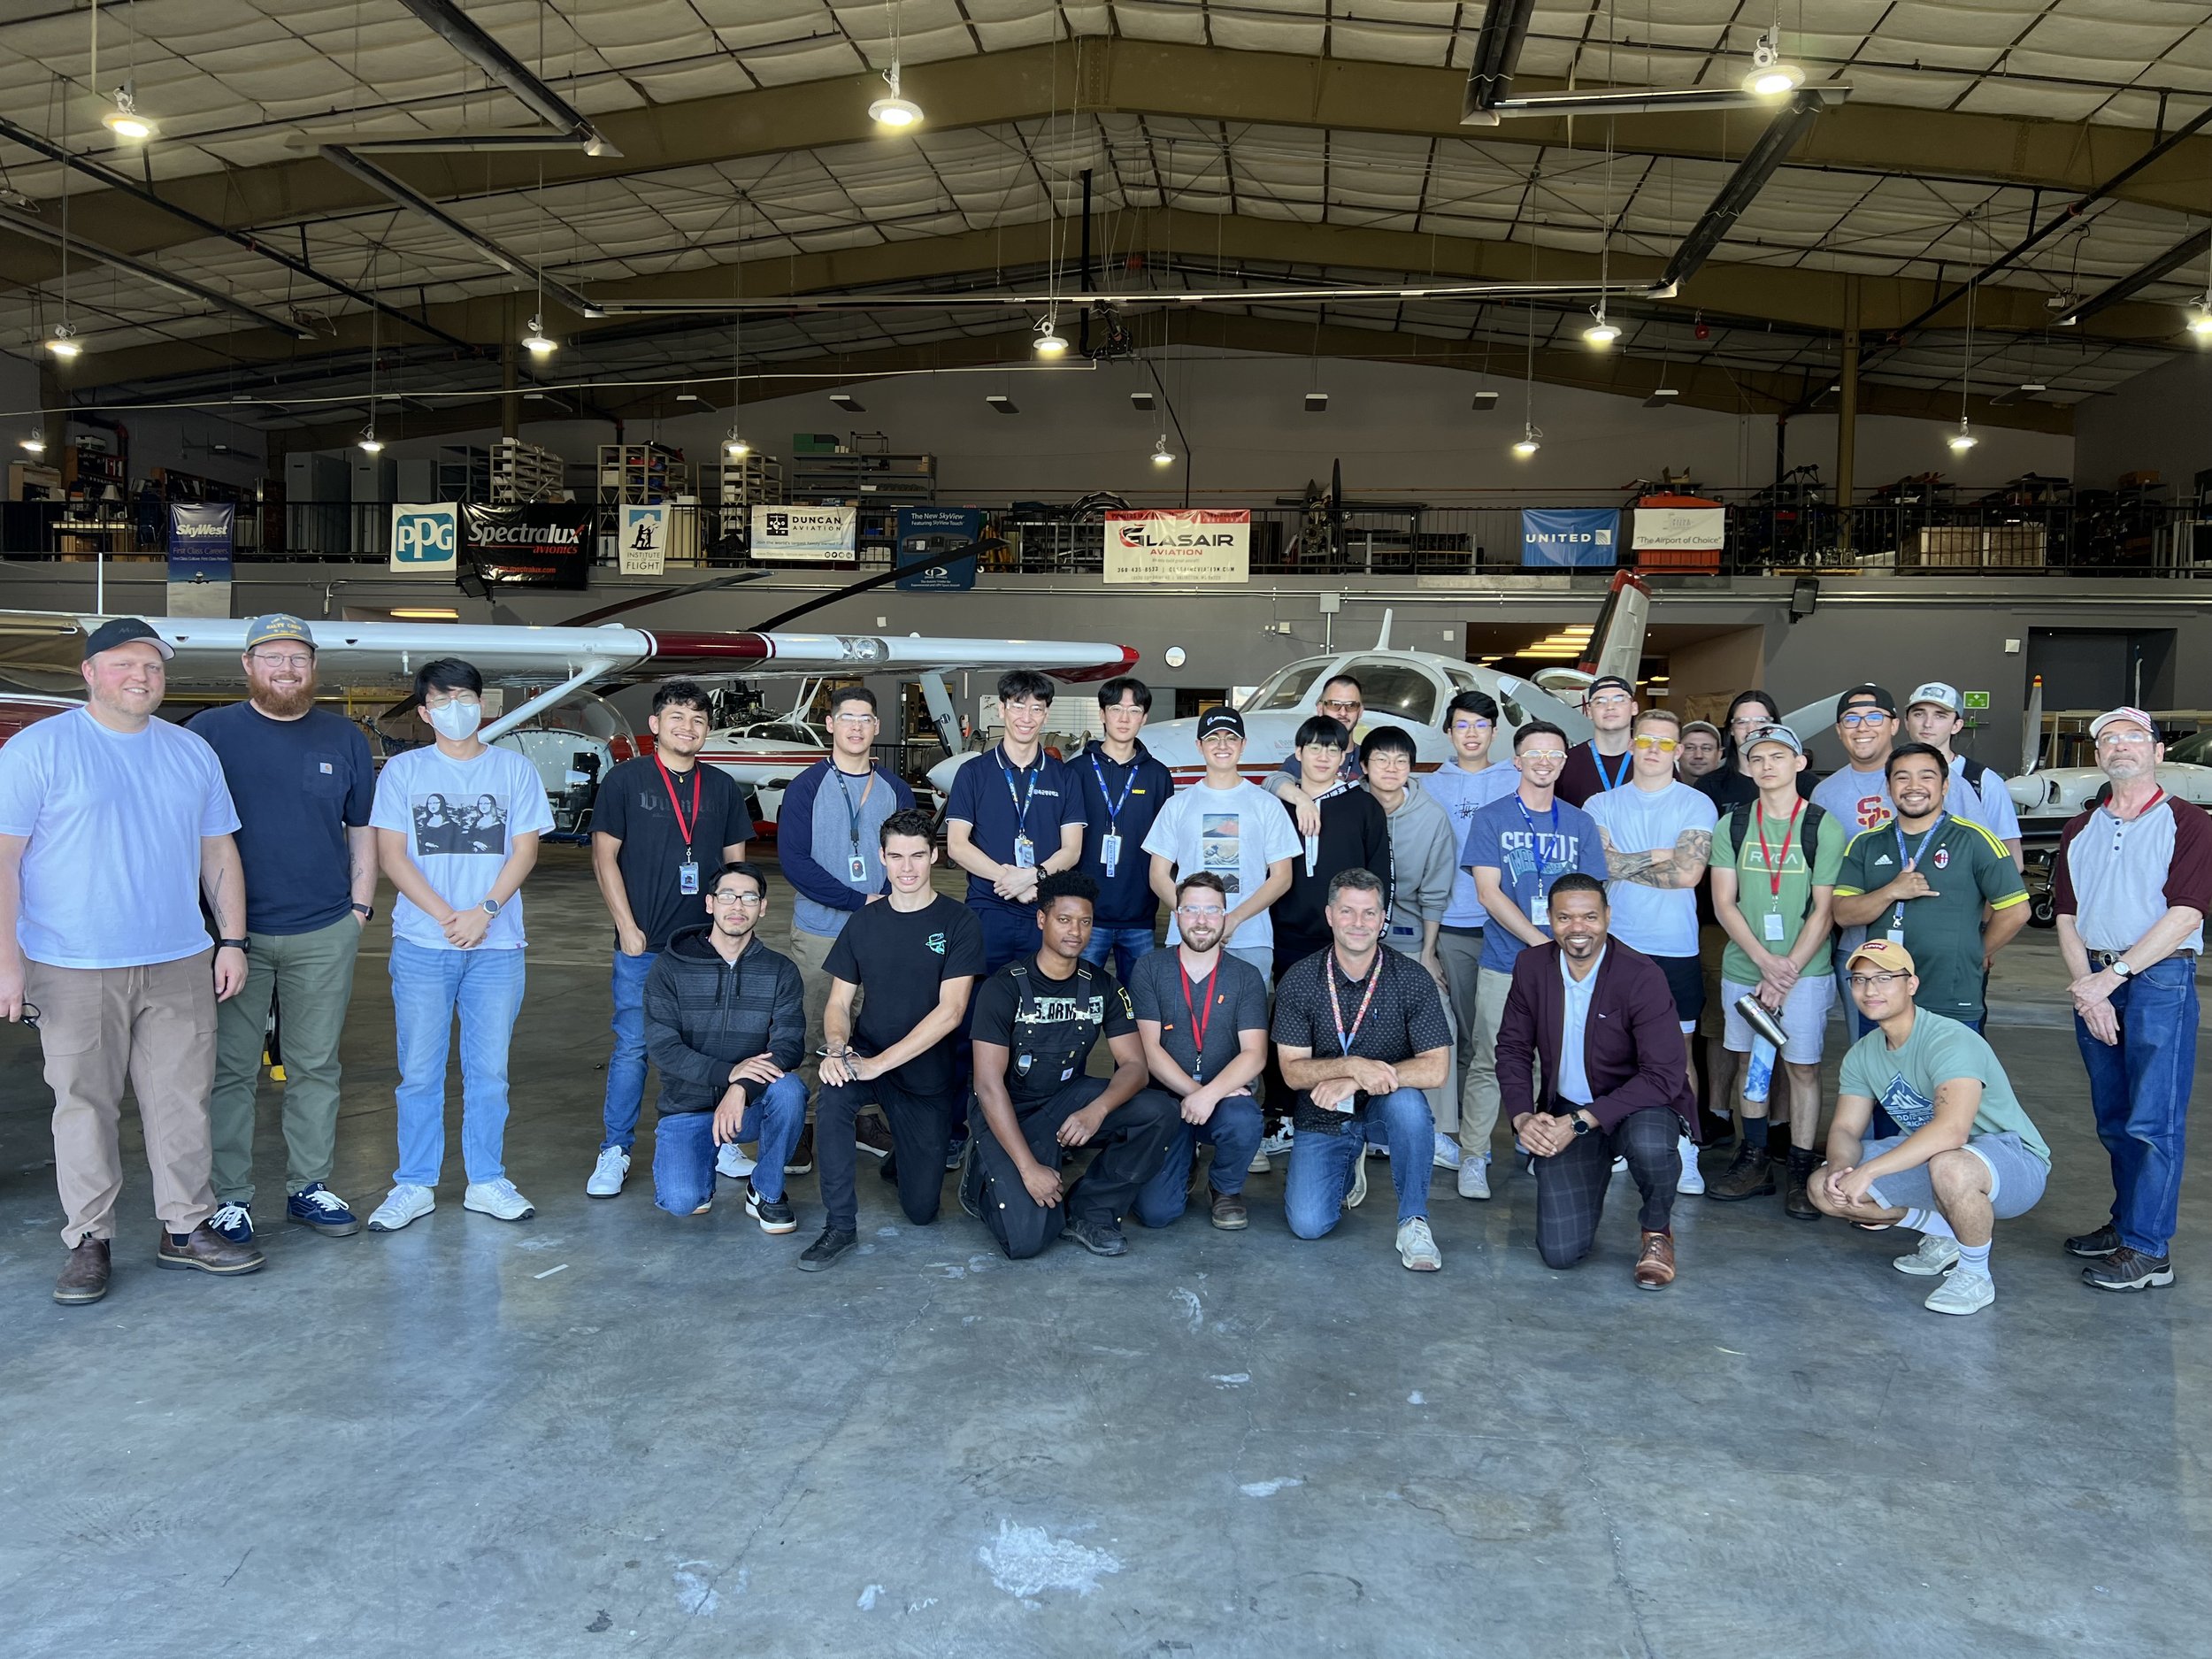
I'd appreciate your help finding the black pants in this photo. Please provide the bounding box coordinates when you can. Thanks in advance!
[815,1076,958,1235]
[1532,1105,1681,1269]
[968,1076,1179,1259]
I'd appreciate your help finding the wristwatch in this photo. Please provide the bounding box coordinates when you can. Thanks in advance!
[352,902,374,922]
[480,897,503,918]
[1569,1111,1594,1135]
[219,938,250,954]
[2109,957,2135,980]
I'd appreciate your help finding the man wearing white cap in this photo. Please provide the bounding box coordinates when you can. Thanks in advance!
[1903,681,2022,866]
[2052,707,2212,1293]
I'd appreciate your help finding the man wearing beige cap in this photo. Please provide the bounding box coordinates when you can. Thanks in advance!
[1807,939,2050,1317]
[196,614,379,1244]
[0,617,265,1302]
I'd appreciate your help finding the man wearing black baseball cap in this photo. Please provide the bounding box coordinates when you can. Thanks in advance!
[0,616,265,1303]
[1142,703,1298,990]
[1556,675,1638,808]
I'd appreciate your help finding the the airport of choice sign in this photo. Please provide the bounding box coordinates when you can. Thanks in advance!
[1103,509,1251,584]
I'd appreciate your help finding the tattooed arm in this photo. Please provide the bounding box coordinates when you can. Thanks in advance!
[1604,827,1714,889]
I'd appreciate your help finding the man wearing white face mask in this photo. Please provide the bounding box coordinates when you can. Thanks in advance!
[365,658,555,1233]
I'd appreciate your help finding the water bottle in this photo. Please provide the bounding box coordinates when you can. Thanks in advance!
[1744,1036,1776,1104]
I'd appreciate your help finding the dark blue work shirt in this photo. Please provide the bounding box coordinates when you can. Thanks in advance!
[192,702,373,935]
[1071,739,1174,927]
[945,742,1087,911]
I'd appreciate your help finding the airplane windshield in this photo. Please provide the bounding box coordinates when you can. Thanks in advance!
[1243,663,1325,711]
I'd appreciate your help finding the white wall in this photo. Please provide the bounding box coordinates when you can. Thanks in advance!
[371,349,2073,505]
[2074,350,2212,495]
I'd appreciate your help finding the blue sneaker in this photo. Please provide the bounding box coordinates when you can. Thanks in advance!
[286,1182,362,1237]
[207,1201,255,1244]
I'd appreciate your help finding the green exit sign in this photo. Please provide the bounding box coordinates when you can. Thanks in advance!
[1963,691,1991,710]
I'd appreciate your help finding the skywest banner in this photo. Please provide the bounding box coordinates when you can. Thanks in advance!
[1102,509,1250,584]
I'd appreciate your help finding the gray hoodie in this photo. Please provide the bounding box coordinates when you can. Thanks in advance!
[1377,777,1457,956]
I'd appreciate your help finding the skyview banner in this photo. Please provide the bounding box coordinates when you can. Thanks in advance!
[1520,507,1620,568]
[895,506,985,592]
[1103,509,1250,584]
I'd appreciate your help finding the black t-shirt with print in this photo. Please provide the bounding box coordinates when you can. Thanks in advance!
[823,895,987,1096]
[595,756,752,950]
[970,954,1136,1112]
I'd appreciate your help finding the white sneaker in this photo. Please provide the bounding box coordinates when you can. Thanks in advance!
[1259,1125,1295,1159]
[716,1141,757,1180]
[463,1179,535,1222]
[1431,1133,1463,1171]
[1247,1148,1271,1174]
[1675,1134,1705,1195]
[1924,1267,1995,1316]
[365,1183,435,1233]
[1396,1217,1442,1271]
[1893,1234,1962,1278]
[1457,1157,1491,1201]
[1346,1148,1370,1210]
[1611,1156,1628,1175]
[586,1146,629,1198]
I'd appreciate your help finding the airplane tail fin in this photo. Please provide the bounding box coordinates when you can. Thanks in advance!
[1579,570,1651,683]
[1374,608,1394,651]
[2023,674,2044,775]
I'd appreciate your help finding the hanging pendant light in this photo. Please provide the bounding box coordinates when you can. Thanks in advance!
[522,315,556,356]
[869,3,923,127]
[20,431,47,454]
[1033,315,1070,357]
[2189,299,2212,339]
[102,88,155,141]
[1512,424,1542,458]
[1947,418,1977,455]
[724,431,751,459]
[1150,434,1175,467]
[45,324,81,359]
[1741,27,1805,96]
[358,426,384,456]
[1583,305,1621,348]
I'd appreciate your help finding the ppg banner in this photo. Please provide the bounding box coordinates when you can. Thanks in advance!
[461,502,594,589]
[1102,509,1250,584]
[167,503,234,582]
[751,503,856,562]
[618,503,670,576]
[895,506,985,592]
[1520,508,1620,568]
[389,503,458,572]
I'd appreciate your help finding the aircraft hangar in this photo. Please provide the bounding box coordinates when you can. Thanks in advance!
[1,4,2208,1654]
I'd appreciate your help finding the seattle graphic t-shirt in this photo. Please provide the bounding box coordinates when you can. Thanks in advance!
[370,743,554,950]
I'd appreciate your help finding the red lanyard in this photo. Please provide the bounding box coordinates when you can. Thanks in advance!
[1755,797,1803,898]
[1326,956,1382,1055]
[656,756,703,853]
[1179,962,1217,1082]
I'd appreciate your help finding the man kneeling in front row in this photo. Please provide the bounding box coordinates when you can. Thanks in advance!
[1497,874,1697,1289]
[1806,939,2051,1316]
[962,871,1179,1259]
[1275,868,1450,1271]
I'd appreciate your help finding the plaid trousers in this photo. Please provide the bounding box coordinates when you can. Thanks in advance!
[1532,1104,1681,1269]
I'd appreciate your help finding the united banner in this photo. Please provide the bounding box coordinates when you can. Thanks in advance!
[1102,509,1250,584]
[1520,508,1620,568]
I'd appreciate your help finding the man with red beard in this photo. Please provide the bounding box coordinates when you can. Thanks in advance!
[196,615,379,1242]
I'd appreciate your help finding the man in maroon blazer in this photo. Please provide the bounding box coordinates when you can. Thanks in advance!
[1497,873,1699,1288]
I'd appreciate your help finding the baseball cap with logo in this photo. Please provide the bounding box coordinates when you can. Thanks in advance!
[1837,683,1898,718]
[81,617,173,662]
[2089,706,2160,741]
[244,613,316,652]
[1196,706,1246,740]
[1741,723,1804,757]
[1846,937,1916,975]
[1907,681,1962,717]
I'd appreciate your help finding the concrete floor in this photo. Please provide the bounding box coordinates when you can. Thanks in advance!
[2,844,2207,1658]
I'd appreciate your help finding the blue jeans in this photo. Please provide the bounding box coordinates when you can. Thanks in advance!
[1283,1086,1435,1236]
[651,1072,807,1216]
[976,904,1041,976]
[1080,925,1156,983]
[600,949,658,1151]
[1133,1092,1264,1226]
[2077,955,2198,1256]
[389,939,527,1187]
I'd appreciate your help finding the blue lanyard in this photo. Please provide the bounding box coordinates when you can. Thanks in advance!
[833,764,876,852]
[1890,813,1945,927]
[1088,749,1136,831]
[1517,799,1562,887]
[1594,746,1632,792]
[999,749,1038,835]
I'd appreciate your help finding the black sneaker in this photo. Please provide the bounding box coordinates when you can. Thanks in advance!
[956,1141,984,1219]
[795,1228,858,1271]
[745,1184,797,1235]
[782,1125,815,1177]
[1704,1141,1777,1202]
[879,1153,899,1184]
[2065,1223,2123,1258]
[2082,1247,2174,1292]
[855,1115,895,1159]
[1062,1216,1128,1257]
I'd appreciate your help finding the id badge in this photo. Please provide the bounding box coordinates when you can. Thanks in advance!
[1763,910,1786,942]
[1101,831,1123,875]
[1887,925,1907,944]
[1013,834,1036,869]
[679,861,700,895]
[1530,894,1549,928]
[849,854,869,883]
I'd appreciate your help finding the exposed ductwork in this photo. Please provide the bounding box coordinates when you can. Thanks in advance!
[1460,0,1539,126]
[1657,91,1828,292]
[0,206,312,339]
[391,0,618,157]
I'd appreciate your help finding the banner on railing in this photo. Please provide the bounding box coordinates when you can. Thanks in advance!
[461,502,594,589]
[895,506,985,591]
[1103,509,1250,584]
[390,503,458,572]
[618,503,670,576]
[1520,508,1619,568]
[167,503,234,581]
[1631,503,1726,552]
[752,503,856,562]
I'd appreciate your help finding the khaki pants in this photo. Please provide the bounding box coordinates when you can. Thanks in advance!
[209,914,362,1203]
[1387,939,1456,1138]
[787,920,839,1056]
[27,949,219,1247]
[1458,964,1517,1165]
[1438,931,1494,1145]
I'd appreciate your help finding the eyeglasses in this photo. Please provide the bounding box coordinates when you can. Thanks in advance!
[711,890,764,906]
[1587,694,1633,710]
[1847,971,1909,990]
[1631,736,1678,753]
[1839,711,1891,728]
[830,711,878,726]
[250,651,313,670]
[1174,905,1227,920]
[1518,749,1567,763]
[2096,731,2154,748]
[15,1002,39,1030]
[1320,699,1361,715]
[424,693,481,710]
[1449,718,1494,735]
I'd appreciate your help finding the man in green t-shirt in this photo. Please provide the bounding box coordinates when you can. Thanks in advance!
[1832,743,2029,1031]
[1706,724,1842,1211]
[1807,939,2052,1317]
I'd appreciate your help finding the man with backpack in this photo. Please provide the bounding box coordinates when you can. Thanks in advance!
[1903,682,2023,867]
[1704,725,1842,1214]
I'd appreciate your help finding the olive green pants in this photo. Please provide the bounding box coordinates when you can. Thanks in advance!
[208,915,362,1203]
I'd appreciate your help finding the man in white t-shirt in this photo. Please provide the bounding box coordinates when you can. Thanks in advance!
[365,658,555,1233]
[1586,708,1718,1194]
[1144,706,1299,990]
[0,618,264,1303]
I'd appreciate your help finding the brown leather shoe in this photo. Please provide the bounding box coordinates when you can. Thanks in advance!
[1634,1231,1677,1290]
[1704,1141,1777,1201]
[1784,1148,1822,1220]
[854,1114,895,1159]
[54,1237,111,1304]
[155,1223,266,1276]
[1210,1188,1249,1231]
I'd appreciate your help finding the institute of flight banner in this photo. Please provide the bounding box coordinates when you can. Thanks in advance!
[895,506,985,592]
[1520,507,1621,568]
[460,502,594,589]
[618,503,670,576]
[1102,509,1250,584]
[751,503,857,562]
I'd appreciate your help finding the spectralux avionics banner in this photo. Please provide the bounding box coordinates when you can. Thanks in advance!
[460,502,595,589]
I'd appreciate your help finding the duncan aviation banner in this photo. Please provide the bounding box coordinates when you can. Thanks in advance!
[751,503,856,562]
[461,502,594,589]
[1103,509,1250,584]
[1520,507,1619,568]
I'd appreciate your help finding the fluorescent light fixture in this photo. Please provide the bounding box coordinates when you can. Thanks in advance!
[1947,418,1978,454]
[1471,389,1501,410]
[1583,307,1622,347]
[1642,387,1680,409]
[522,316,556,356]
[2018,381,2047,394]
[1304,392,1328,412]
[1511,423,1542,457]
[1033,318,1069,357]
[1130,390,1156,411]
[987,394,1019,414]
[724,431,750,457]
[830,391,865,411]
[46,325,80,359]
[676,388,703,403]
[1151,434,1175,467]
[389,607,460,619]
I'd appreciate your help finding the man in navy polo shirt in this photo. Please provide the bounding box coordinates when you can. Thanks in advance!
[946,669,1087,974]
[1075,675,1176,982]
